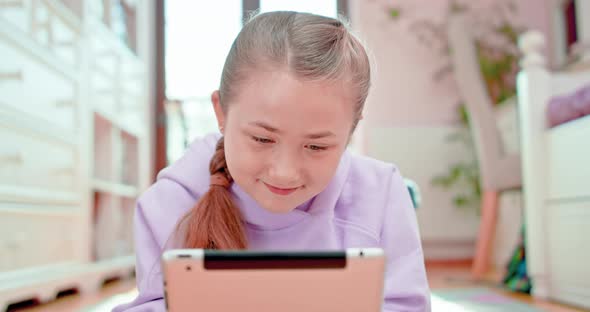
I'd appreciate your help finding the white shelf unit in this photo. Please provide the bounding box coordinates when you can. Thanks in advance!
[0,0,154,310]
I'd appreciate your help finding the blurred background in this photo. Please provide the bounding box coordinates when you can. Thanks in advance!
[0,0,589,311]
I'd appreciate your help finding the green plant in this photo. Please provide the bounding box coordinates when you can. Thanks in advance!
[431,105,482,213]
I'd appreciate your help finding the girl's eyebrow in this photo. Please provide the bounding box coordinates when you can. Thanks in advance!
[249,121,280,133]
[305,131,335,139]
[248,121,335,139]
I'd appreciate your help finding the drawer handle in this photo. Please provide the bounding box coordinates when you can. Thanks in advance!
[0,152,23,165]
[0,0,24,8]
[0,71,23,81]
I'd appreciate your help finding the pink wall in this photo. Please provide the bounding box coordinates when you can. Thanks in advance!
[516,0,556,67]
[351,0,460,127]
[350,0,554,127]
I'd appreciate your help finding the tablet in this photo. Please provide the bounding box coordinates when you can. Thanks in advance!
[161,248,386,312]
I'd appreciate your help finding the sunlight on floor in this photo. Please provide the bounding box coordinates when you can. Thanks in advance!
[84,289,138,312]
[84,290,473,312]
[431,295,475,312]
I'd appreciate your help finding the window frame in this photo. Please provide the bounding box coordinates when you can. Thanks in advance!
[242,0,349,24]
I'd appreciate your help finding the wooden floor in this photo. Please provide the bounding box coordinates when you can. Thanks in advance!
[7,261,587,312]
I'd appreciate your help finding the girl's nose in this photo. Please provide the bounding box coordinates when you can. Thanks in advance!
[267,149,301,186]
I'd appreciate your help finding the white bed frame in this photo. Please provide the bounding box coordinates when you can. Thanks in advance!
[518,31,590,309]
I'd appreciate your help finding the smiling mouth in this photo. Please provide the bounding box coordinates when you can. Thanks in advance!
[263,182,299,195]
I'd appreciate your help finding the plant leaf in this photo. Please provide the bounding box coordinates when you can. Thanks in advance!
[390,8,401,19]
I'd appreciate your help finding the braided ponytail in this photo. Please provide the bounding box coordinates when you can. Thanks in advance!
[176,137,247,249]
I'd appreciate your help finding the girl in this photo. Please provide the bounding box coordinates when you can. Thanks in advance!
[114,11,430,312]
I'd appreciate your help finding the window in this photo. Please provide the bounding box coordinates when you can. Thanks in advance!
[260,0,338,18]
[164,1,242,162]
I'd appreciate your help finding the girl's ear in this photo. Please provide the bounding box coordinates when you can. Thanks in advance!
[211,90,225,133]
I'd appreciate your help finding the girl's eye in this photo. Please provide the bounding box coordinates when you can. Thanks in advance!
[306,144,327,151]
[252,136,274,144]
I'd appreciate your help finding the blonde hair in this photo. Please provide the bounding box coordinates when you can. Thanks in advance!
[220,11,370,130]
[178,11,371,249]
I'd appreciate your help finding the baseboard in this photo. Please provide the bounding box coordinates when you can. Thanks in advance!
[422,239,475,261]
[425,258,472,267]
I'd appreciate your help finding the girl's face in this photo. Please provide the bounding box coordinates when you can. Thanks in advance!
[213,69,356,213]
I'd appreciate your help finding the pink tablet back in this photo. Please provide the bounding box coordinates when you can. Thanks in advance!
[162,249,385,312]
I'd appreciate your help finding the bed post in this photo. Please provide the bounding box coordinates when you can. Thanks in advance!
[517,30,551,299]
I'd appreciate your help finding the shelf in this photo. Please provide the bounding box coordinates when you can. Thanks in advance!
[0,262,80,292]
[0,256,135,287]
[0,0,149,308]
[93,179,138,198]
[0,256,134,310]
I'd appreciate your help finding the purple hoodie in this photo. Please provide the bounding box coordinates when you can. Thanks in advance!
[113,133,430,311]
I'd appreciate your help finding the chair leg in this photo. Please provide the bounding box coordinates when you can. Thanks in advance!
[472,190,499,279]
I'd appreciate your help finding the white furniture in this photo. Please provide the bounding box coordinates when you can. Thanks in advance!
[518,30,590,309]
[447,15,522,278]
[0,0,154,309]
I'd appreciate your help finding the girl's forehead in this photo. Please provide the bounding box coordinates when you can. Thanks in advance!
[236,69,354,107]
[224,70,356,134]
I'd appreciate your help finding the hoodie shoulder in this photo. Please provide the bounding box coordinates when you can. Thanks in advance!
[156,132,221,198]
[344,153,399,204]
[335,152,402,240]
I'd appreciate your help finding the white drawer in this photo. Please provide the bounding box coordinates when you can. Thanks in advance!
[0,0,80,67]
[547,116,590,199]
[0,206,78,272]
[0,122,77,193]
[547,200,590,288]
[0,39,78,131]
